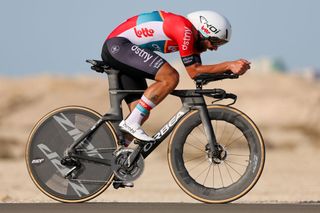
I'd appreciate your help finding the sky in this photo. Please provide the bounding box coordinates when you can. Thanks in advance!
[1,0,320,76]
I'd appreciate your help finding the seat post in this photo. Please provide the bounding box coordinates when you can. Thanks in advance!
[106,69,120,90]
[104,68,126,122]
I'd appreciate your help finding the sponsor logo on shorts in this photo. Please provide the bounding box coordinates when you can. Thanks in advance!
[182,27,192,51]
[111,45,120,54]
[153,58,164,69]
[134,27,155,38]
[131,45,153,63]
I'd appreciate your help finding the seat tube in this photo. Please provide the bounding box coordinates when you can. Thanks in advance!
[198,105,218,150]
[107,71,123,119]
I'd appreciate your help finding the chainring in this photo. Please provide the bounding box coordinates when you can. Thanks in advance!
[112,148,144,182]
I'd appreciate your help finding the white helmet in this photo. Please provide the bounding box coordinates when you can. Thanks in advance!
[187,10,232,44]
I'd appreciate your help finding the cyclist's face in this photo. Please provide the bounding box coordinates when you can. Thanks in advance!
[196,37,220,53]
[205,40,219,51]
[201,39,218,52]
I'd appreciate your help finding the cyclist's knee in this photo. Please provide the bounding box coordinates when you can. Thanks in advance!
[164,70,179,91]
[170,70,180,85]
[156,63,180,90]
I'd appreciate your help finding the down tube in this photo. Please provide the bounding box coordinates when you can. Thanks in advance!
[140,106,191,158]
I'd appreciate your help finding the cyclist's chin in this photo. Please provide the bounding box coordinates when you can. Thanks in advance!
[208,47,217,51]
[198,46,208,53]
[195,41,208,53]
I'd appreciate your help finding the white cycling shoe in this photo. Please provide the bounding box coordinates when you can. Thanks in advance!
[119,120,154,142]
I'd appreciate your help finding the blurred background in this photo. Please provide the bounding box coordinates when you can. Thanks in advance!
[0,0,319,203]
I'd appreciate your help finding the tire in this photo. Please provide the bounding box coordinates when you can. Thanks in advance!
[26,106,118,203]
[168,105,265,203]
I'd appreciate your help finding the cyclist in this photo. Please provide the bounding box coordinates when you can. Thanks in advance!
[101,10,251,143]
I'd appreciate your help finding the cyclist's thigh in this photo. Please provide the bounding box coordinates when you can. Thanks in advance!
[101,37,167,79]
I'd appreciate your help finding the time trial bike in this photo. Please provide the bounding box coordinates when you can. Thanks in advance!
[26,59,265,203]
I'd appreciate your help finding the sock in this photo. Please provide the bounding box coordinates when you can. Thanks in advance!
[125,95,156,126]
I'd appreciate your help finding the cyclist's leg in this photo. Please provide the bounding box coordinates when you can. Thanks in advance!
[143,62,179,105]
[119,74,150,123]
[101,37,179,141]
[124,64,180,120]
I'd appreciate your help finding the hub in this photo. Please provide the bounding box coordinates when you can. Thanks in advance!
[205,144,227,164]
[61,156,81,168]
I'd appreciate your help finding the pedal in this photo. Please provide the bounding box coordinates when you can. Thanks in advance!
[64,166,77,178]
[133,139,150,146]
[113,181,134,189]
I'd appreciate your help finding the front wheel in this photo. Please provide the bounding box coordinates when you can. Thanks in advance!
[168,105,265,203]
[26,106,118,202]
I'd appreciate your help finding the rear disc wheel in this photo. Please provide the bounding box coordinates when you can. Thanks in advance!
[26,106,118,202]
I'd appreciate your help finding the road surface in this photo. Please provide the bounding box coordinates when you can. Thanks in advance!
[1,203,320,213]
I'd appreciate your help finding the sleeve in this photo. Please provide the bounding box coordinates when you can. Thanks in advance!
[181,54,202,67]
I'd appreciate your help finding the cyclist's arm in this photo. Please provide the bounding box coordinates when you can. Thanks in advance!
[186,62,230,79]
[186,59,251,79]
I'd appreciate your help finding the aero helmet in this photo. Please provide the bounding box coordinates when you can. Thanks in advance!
[187,10,232,44]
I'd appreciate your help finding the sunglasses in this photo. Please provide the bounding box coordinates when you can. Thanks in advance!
[207,37,228,46]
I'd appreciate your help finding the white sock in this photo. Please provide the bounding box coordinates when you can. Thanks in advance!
[125,95,156,126]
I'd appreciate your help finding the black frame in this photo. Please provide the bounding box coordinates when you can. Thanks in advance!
[66,67,237,166]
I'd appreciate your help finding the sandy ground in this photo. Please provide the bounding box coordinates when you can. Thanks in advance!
[0,71,320,203]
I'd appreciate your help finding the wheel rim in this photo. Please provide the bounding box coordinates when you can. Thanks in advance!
[168,105,265,203]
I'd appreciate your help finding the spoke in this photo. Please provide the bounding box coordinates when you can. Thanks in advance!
[224,134,245,148]
[194,163,211,181]
[225,159,248,167]
[189,132,206,147]
[224,125,237,147]
[203,163,213,186]
[194,124,207,145]
[217,164,224,187]
[224,161,243,177]
[212,163,215,188]
[215,120,218,140]
[192,123,219,147]
[184,154,205,164]
[185,142,206,153]
[228,153,250,157]
[188,158,208,172]
[224,162,234,183]
[219,121,227,144]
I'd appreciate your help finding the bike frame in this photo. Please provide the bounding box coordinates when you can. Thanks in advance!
[66,68,222,165]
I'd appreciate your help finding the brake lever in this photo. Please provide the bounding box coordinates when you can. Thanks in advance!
[211,93,237,106]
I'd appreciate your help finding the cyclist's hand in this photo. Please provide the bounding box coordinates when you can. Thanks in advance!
[228,59,251,75]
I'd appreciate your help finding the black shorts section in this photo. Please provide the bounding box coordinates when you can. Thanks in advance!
[101,37,167,104]
[101,37,166,79]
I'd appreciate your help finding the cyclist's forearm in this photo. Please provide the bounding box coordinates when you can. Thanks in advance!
[186,62,230,79]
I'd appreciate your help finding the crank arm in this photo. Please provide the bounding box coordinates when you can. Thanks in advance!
[70,154,112,166]
[64,166,78,178]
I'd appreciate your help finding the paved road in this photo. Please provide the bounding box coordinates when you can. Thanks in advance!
[1,203,319,213]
